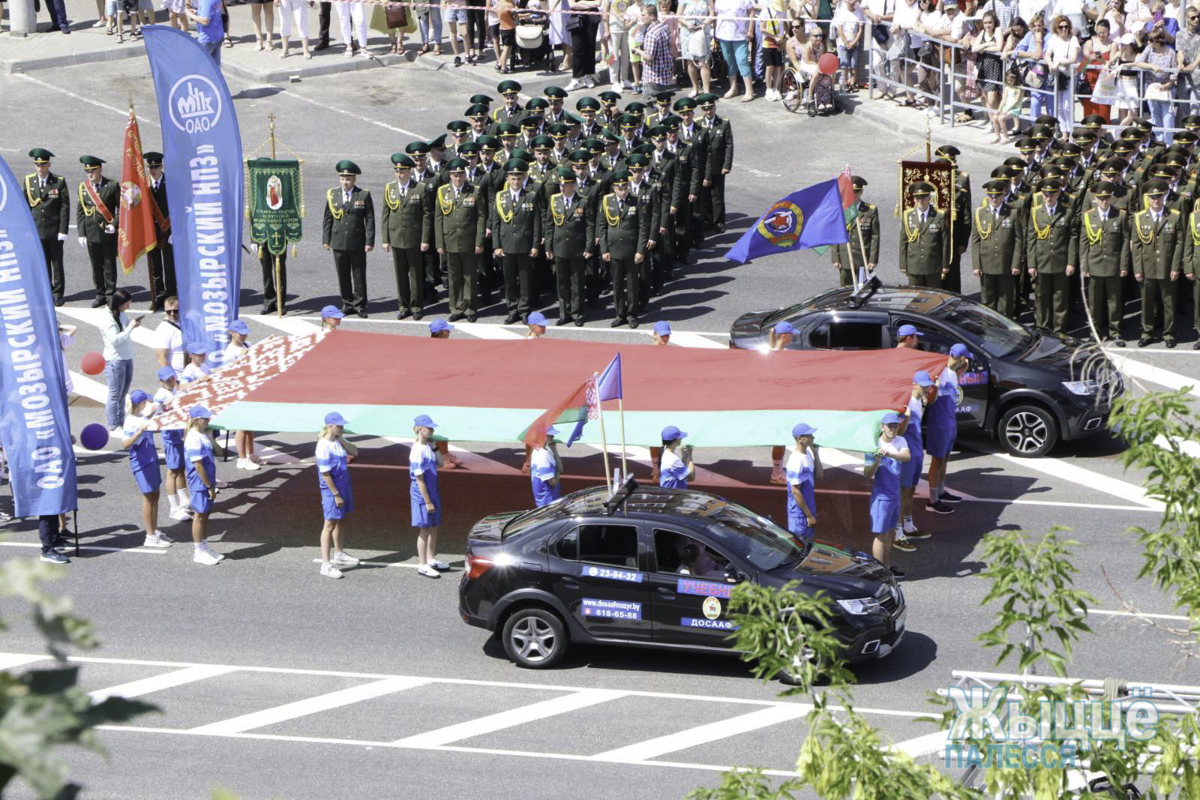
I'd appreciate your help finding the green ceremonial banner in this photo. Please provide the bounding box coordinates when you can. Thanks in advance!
[247,158,302,255]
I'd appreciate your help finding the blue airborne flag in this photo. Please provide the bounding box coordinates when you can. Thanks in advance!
[724,178,849,264]
[143,26,244,368]
[0,156,78,517]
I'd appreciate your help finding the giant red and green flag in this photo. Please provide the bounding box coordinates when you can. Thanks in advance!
[150,332,946,452]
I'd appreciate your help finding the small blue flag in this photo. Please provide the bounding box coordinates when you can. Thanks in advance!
[724,178,849,264]
[598,353,622,401]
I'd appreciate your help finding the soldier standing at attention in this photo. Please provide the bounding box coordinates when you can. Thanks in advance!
[933,147,971,295]
[1077,181,1130,345]
[970,179,1023,318]
[1026,179,1076,336]
[697,93,732,233]
[144,152,176,308]
[25,148,70,307]
[1130,179,1183,348]
[1184,200,1200,349]
[434,158,487,323]
[322,160,375,318]
[380,153,433,321]
[76,155,120,309]
[544,166,595,327]
[899,182,950,290]
[491,80,524,129]
[599,170,651,329]
[831,176,879,287]
[490,158,542,325]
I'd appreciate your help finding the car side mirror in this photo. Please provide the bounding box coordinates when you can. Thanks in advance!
[725,566,744,583]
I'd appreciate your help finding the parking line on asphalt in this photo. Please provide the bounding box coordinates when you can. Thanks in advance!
[888,729,948,758]
[393,688,627,747]
[0,542,168,555]
[989,452,1164,511]
[1083,607,1192,622]
[592,703,812,762]
[1106,351,1200,398]
[14,74,144,122]
[0,654,48,671]
[90,665,237,703]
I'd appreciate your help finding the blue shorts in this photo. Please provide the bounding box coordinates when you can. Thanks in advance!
[163,436,184,471]
[900,447,923,488]
[133,465,161,495]
[925,424,956,460]
[870,495,899,535]
[445,6,467,24]
[321,487,355,520]
[412,495,441,528]
[787,510,813,540]
[190,488,213,515]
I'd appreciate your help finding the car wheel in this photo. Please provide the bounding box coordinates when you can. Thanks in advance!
[501,607,568,669]
[998,403,1059,458]
[776,647,828,687]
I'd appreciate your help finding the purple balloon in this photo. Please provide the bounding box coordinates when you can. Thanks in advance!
[80,423,109,451]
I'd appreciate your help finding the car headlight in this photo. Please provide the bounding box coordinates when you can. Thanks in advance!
[837,597,884,615]
[1062,380,1099,395]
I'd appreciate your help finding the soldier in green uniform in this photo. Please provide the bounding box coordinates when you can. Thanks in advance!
[75,155,120,308]
[380,154,433,320]
[544,166,596,327]
[599,170,651,329]
[617,114,643,155]
[491,80,524,130]
[674,98,708,249]
[468,104,491,140]
[646,128,680,289]
[898,182,951,290]
[434,158,487,323]
[831,176,880,287]
[970,180,1023,318]
[1026,179,1076,335]
[576,96,603,139]
[697,92,733,233]
[321,160,375,318]
[1075,181,1130,345]
[490,158,543,325]
[1184,202,1200,349]
[1130,180,1183,347]
[626,153,662,310]
[598,90,621,128]
[528,135,557,184]
[934,146,971,295]
[143,152,175,309]
[25,148,70,306]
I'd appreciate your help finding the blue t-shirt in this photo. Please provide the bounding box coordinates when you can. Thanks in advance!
[659,450,689,489]
[184,429,215,493]
[316,438,351,495]
[409,442,440,503]
[195,0,225,44]
[927,365,959,429]
[866,435,907,504]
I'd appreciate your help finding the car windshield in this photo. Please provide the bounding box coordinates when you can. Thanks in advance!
[703,502,811,572]
[931,299,1034,358]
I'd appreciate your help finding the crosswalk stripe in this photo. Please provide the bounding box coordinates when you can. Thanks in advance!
[243,314,320,336]
[1107,351,1200,398]
[89,665,236,703]
[0,654,48,671]
[446,321,524,339]
[590,703,811,762]
[68,370,108,404]
[992,451,1164,511]
[188,676,429,735]
[57,306,160,350]
[393,689,626,747]
[664,331,727,349]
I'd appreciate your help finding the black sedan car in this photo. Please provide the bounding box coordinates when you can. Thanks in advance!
[459,482,906,677]
[729,281,1124,457]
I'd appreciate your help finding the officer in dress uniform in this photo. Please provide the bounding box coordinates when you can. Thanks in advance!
[543,86,569,124]
[380,153,433,320]
[674,98,708,246]
[75,155,120,308]
[144,152,175,308]
[933,146,971,295]
[576,97,603,139]
[697,93,733,233]
[467,104,491,140]
[544,166,595,327]
[321,160,375,318]
[599,170,651,329]
[491,81,524,130]
[970,180,1023,318]
[25,148,70,306]
[1077,181,1130,345]
[490,158,543,325]
[1184,199,1200,349]
[625,154,662,310]
[831,176,880,287]
[1130,179,1183,347]
[646,128,679,289]
[434,158,487,322]
[899,182,950,290]
[1026,179,1077,335]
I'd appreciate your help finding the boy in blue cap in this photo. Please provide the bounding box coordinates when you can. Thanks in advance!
[785,423,823,541]
[652,320,671,345]
[530,426,564,507]
[154,365,192,521]
[896,324,923,348]
[429,319,455,338]
[320,305,345,330]
[658,425,695,489]
[864,411,911,576]
[925,344,971,514]
[896,370,935,542]
[526,311,548,338]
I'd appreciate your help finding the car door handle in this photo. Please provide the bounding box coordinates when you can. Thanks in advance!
[562,578,579,588]
[656,587,676,599]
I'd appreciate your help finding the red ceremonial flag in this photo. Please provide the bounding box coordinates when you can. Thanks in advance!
[118,109,158,276]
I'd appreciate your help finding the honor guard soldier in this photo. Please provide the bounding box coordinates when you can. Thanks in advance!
[599,170,651,329]
[76,155,120,308]
[673,98,708,248]
[467,104,491,139]
[598,91,621,126]
[576,96,603,138]
[547,124,572,164]
[144,152,175,308]
[519,115,543,151]
[434,158,487,322]
[970,180,1023,318]
[617,114,643,155]
[647,128,680,287]
[490,158,543,324]
[697,92,733,233]
[625,153,662,307]
[544,166,596,327]
[831,176,880,287]
[448,120,473,157]
[1131,179,1183,347]
[933,146,971,294]
[529,136,557,183]
[25,148,70,306]
[544,86,569,123]
[1184,200,1200,348]
[1077,181,1130,345]
[899,182,951,289]
[492,81,524,128]
[322,160,375,318]
[646,91,675,129]
[381,153,433,320]
[405,141,441,297]
[1026,179,1076,335]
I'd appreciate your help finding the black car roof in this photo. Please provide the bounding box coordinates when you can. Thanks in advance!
[783,285,959,319]
[554,485,733,521]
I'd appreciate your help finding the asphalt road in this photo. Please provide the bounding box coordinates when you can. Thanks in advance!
[1,49,1199,800]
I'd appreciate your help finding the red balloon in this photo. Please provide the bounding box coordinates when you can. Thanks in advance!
[81,352,105,376]
[818,52,839,76]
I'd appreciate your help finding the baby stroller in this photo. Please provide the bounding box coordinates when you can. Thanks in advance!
[514,1,553,70]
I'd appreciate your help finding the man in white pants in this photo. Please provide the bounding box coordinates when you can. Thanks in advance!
[335,0,369,56]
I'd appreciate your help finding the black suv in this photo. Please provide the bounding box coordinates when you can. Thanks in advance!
[729,281,1124,457]
[458,482,906,675]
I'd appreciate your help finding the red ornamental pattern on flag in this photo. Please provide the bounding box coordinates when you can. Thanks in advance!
[586,375,600,421]
[118,110,159,275]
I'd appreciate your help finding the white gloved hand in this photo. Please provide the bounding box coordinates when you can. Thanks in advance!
[57,233,68,242]
[167,235,173,245]
[77,237,87,248]
[104,224,115,234]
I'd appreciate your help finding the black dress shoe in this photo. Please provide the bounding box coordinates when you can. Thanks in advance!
[1193,341,1200,350]
[357,310,368,318]
[1166,338,1177,348]
[574,318,585,327]
[413,311,424,321]
[610,318,624,328]
[448,312,465,322]
[628,317,639,328]
[1114,339,1125,347]
[466,313,477,323]
[397,310,410,320]
[261,306,277,315]
[503,314,520,325]
[555,316,571,326]
[1138,336,1153,347]
[90,297,106,308]
[53,296,64,307]
[315,37,329,50]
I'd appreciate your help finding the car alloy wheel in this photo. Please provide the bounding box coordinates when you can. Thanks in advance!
[998,404,1058,458]
[502,608,567,669]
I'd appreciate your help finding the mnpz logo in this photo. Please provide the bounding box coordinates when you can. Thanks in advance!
[168,75,223,134]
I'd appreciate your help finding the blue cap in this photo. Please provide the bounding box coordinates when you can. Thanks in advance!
[897,324,923,337]
[653,321,671,336]
[950,343,973,358]
[528,312,548,327]
[429,319,454,334]
[792,422,817,437]
[546,425,559,437]
[325,411,348,426]
[882,411,905,425]
[189,405,212,419]
[413,413,438,429]
[913,370,935,387]
[773,321,796,336]
[187,341,208,355]
[129,389,149,406]
[321,305,345,320]
[229,319,251,336]
[157,366,177,382]
[661,425,687,441]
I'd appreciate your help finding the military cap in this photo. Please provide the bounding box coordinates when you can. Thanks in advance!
[990,166,1011,179]
[477,135,501,151]
[447,119,472,133]
[498,79,522,94]
[1030,125,1054,140]
[470,93,494,106]
[1072,128,1096,142]
[520,114,543,128]
[564,112,583,125]
[910,181,934,196]
[405,141,431,155]
[526,97,550,111]
[532,135,554,149]
[1092,180,1116,197]
[1119,126,1142,141]
[1173,130,1198,144]
[544,85,568,100]
[1112,140,1136,154]
[504,158,529,174]
[696,92,720,106]
[1099,157,1128,173]
[646,125,668,139]
[556,166,576,181]
[600,131,618,144]
[934,144,961,160]
[466,103,490,118]
[1164,154,1188,168]
[851,175,868,189]
[143,151,164,166]
[1034,114,1059,127]
[598,90,621,104]
[625,101,648,115]
[1051,156,1078,169]
[79,155,105,169]
[428,134,448,150]
[1132,116,1154,130]
[662,115,682,131]
[576,96,601,111]
[1059,142,1083,155]
[1003,156,1028,169]
[495,122,520,136]
[1181,113,1200,129]
[626,154,650,168]
[511,148,534,163]
[1151,165,1175,179]
[629,143,652,157]
[983,179,1008,195]
[617,113,640,128]
[1040,165,1065,178]
[569,148,592,164]
[1081,113,1106,128]
[548,122,571,137]
[610,169,632,185]
[29,148,54,162]
[1143,178,1169,196]
[335,159,361,175]
[1040,178,1063,192]
[650,90,675,104]
[584,137,607,151]
[390,153,416,168]
[458,141,482,155]
[1016,137,1037,151]
[673,97,699,112]
[446,158,469,172]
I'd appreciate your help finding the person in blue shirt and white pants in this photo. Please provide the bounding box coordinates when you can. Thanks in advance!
[530,425,564,506]
[316,411,360,579]
[864,411,911,577]
[185,406,224,566]
[121,389,173,549]
[658,425,695,488]
[925,343,971,515]
[785,422,823,541]
[411,414,448,578]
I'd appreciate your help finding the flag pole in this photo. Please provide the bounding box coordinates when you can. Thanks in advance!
[595,373,612,491]
[618,397,627,484]
[130,93,158,313]
[269,114,284,318]
[855,216,871,282]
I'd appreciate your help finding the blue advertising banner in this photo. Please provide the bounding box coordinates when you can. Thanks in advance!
[0,156,78,517]
[143,26,243,367]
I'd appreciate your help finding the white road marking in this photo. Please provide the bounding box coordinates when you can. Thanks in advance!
[281,90,427,138]
[57,306,160,350]
[13,74,149,122]
[1106,351,1200,398]
[68,370,108,404]
[244,314,321,336]
[665,331,727,349]
[888,730,948,758]
[90,665,236,703]
[592,703,812,762]
[0,654,48,671]
[0,542,168,555]
[190,676,429,735]
[991,452,1164,511]
[1153,435,1200,459]
[393,688,627,747]
[1083,607,1192,622]
[448,321,525,340]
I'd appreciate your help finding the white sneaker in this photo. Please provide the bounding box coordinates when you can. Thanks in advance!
[241,459,261,471]
[332,551,359,567]
[201,542,225,561]
[154,530,174,543]
[320,562,344,579]
[236,458,247,469]
[249,453,264,465]
[193,549,221,566]
[612,83,623,95]
[428,558,450,571]
[143,532,172,548]
[565,78,584,91]
[170,508,193,521]
[583,75,597,88]
[622,80,634,90]
[417,564,441,579]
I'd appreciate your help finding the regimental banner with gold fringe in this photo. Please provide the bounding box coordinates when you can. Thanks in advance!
[898,160,955,218]
[248,158,303,256]
[118,109,159,276]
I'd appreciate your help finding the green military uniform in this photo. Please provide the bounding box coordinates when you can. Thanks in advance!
[899,187,951,290]
[75,156,120,307]
[144,153,176,308]
[433,164,487,321]
[1025,187,1077,335]
[1129,184,1183,345]
[831,180,880,287]
[380,154,433,319]
[321,160,375,317]
[1075,201,1130,342]
[599,172,651,328]
[25,149,70,305]
[647,141,680,290]
[543,169,596,326]
[970,188,1023,319]
[626,156,662,311]
[489,160,543,323]
[1184,210,1200,348]
[698,93,732,232]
